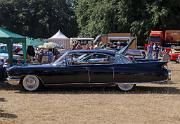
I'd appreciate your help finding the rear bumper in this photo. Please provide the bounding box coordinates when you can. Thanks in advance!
[167,70,171,80]
[7,77,20,85]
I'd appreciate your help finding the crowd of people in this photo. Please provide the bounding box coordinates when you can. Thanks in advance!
[72,43,94,50]
[147,42,171,62]
[26,46,61,64]
[147,42,161,60]
[0,41,172,66]
[26,41,169,64]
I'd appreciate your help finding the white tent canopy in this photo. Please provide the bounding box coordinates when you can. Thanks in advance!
[48,30,70,49]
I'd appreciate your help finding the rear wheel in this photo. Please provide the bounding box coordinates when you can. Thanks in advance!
[117,83,135,91]
[22,75,41,91]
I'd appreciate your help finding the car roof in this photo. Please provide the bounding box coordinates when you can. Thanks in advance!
[68,49,116,56]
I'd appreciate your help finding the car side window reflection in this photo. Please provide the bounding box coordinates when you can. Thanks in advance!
[67,53,114,65]
[114,54,132,64]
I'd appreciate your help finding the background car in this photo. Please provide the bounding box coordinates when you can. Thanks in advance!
[0,53,22,66]
[0,44,23,66]
[126,49,146,59]
[169,49,180,61]
[176,55,180,63]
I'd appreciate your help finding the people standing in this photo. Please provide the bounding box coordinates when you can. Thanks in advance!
[47,48,54,63]
[27,46,35,63]
[75,43,82,50]
[147,42,153,59]
[53,48,60,61]
[154,43,160,59]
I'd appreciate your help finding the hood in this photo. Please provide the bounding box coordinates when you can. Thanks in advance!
[7,64,54,76]
[118,37,136,55]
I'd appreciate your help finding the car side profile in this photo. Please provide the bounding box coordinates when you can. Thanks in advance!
[7,49,171,92]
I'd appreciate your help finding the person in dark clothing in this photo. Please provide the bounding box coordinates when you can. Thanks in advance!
[154,43,160,59]
[27,46,35,62]
[53,48,60,60]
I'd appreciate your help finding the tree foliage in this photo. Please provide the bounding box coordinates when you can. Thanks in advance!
[75,0,180,45]
[0,0,180,44]
[0,0,78,38]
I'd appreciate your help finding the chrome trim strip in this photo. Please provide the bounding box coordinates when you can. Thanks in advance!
[7,77,20,85]
[86,67,91,83]
[44,80,170,86]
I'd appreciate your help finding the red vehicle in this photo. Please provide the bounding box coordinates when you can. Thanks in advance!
[161,48,180,61]
[177,55,180,63]
[169,49,180,61]
[148,30,180,47]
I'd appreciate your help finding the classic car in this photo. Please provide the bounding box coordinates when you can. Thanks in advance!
[177,55,180,63]
[159,48,180,62]
[7,49,171,92]
[169,49,180,61]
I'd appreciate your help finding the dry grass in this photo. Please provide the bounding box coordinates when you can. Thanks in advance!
[0,62,180,124]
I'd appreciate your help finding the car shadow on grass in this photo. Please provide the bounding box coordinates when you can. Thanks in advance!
[0,110,18,119]
[1,81,180,94]
[0,82,19,91]
[0,98,17,119]
[15,85,180,95]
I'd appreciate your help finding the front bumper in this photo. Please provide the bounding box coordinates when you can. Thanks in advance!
[7,77,20,85]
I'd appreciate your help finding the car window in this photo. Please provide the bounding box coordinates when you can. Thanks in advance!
[54,52,115,66]
[86,53,114,64]
[67,53,114,65]
[114,54,132,64]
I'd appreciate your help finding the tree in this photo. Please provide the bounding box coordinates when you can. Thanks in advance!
[0,0,78,38]
[75,0,180,45]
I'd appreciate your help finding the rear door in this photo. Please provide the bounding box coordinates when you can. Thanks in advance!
[87,64,114,83]
[85,53,114,83]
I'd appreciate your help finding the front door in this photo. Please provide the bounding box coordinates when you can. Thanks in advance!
[43,65,89,84]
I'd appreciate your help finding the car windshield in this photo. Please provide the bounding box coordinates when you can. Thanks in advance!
[53,52,68,65]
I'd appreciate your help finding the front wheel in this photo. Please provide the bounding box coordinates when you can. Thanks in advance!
[117,83,135,91]
[22,75,41,91]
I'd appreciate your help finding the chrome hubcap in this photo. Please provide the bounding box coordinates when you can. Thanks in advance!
[23,75,40,91]
[117,83,135,91]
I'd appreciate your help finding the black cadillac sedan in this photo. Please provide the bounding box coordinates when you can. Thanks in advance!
[7,49,171,92]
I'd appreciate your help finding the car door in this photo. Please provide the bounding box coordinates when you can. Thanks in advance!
[87,64,114,83]
[86,53,114,83]
[42,52,89,84]
[59,65,89,83]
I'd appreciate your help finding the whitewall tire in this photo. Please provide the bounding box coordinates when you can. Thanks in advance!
[117,83,135,91]
[22,75,40,91]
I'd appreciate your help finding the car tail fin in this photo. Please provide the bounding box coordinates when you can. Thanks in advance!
[159,62,168,69]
